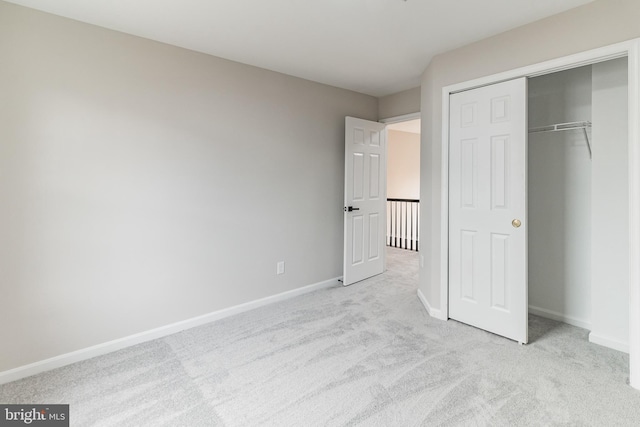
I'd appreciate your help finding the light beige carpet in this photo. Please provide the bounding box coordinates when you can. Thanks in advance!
[2,247,640,426]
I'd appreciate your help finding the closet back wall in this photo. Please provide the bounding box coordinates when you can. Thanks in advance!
[528,66,593,328]
[590,57,629,352]
[0,2,377,373]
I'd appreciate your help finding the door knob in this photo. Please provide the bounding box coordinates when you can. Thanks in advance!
[345,206,360,212]
[512,219,522,228]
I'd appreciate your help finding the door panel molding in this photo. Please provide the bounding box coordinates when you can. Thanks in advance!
[448,78,527,344]
[344,117,387,286]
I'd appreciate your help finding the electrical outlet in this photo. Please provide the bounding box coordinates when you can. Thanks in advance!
[276,261,285,275]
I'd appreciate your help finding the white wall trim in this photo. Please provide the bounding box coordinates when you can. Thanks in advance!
[628,40,640,389]
[528,305,591,330]
[589,332,630,354]
[0,277,341,385]
[379,112,421,125]
[417,289,446,320]
[438,38,640,389]
[440,86,451,321]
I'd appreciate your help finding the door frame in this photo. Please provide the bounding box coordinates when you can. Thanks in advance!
[380,112,421,126]
[380,112,422,272]
[343,112,421,283]
[438,38,640,388]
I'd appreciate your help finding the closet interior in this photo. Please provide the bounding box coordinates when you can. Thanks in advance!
[527,57,629,352]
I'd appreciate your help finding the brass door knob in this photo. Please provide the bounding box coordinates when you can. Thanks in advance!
[512,219,522,228]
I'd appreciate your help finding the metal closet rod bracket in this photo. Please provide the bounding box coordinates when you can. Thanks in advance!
[528,121,592,159]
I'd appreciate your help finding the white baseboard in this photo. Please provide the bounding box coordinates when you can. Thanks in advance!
[528,305,591,330]
[417,289,447,321]
[589,332,629,354]
[0,277,341,385]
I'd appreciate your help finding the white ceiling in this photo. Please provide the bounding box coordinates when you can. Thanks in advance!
[6,0,594,96]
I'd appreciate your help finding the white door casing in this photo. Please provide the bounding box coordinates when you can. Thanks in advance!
[343,117,387,286]
[448,78,528,343]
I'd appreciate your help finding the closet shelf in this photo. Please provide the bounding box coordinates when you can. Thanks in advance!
[528,121,592,159]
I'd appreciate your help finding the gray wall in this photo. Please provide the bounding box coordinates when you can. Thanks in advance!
[420,0,640,312]
[387,130,420,200]
[378,87,420,120]
[0,2,377,372]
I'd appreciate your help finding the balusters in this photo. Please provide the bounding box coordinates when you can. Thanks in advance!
[386,199,419,251]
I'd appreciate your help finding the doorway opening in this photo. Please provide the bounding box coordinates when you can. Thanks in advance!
[342,113,421,286]
[386,118,421,253]
[528,58,629,353]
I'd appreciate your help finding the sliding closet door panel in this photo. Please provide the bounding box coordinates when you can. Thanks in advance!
[449,78,528,344]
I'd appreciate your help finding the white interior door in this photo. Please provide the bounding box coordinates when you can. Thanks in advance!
[448,78,528,343]
[343,117,386,286]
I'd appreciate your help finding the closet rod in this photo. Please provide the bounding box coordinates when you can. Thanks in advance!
[528,121,592,159]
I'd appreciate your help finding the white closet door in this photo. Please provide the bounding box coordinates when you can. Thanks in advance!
[448,78,528,344]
